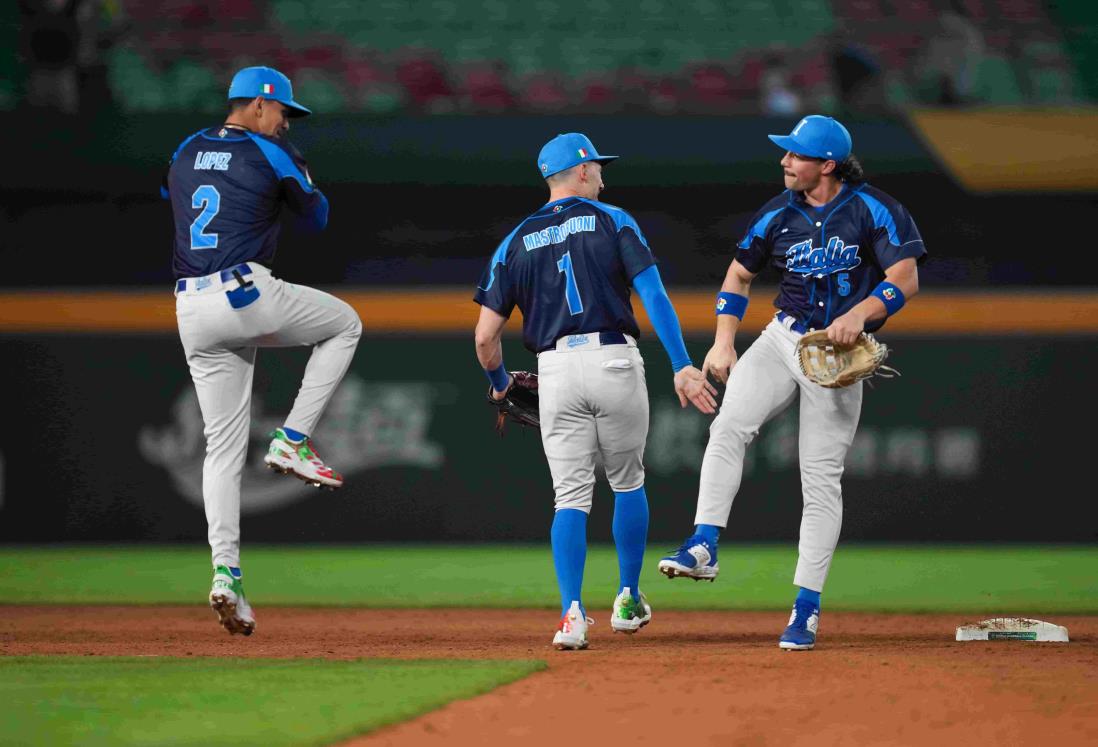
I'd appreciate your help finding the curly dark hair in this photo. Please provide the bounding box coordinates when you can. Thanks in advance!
[834,154,865,184]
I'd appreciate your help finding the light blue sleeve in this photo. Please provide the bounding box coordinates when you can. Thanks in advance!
[632,265,692,372]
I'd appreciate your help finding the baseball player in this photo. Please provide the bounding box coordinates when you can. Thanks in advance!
[474,133,717,650]
[658,116,925,650]
[164,66,362,635]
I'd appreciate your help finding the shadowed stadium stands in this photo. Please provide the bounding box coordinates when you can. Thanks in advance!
[35,0,1071,115]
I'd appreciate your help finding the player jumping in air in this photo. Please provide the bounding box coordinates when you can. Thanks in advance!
[474,133,717,650]
[164,67,362,635]
[658,116,926,650]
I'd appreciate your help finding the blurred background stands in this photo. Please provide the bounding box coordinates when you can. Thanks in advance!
[5,0,1091,117]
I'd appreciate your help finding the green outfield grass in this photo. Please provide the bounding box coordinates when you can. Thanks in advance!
[0,656,543,746]
[2,544,1095,613]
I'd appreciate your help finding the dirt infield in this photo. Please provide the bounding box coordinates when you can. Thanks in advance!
[2,607,1096,745]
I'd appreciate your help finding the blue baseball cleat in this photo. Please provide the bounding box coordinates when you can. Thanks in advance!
[657,534,719,581]
[779,600,819,650]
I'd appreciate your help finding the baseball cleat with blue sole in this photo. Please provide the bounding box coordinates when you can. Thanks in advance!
[779,600,819,650]
[657,534,719,581]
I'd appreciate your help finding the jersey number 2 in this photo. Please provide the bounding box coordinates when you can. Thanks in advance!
[190,185,221,250]
[556,251,584,315]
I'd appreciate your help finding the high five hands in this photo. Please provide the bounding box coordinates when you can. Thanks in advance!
[674,365,719,414]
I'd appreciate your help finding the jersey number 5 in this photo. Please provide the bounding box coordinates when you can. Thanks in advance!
[190,185,221,250]
[556,251,584,316]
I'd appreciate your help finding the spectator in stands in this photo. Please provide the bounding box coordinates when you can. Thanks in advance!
[19,0,80,113]
[761,58,801,116]
[827,26,887,115]
[917,7,985,105]
[18,0,118,114]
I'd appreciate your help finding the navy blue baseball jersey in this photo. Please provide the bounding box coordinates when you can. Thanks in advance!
[163,126,328,279]
[737,183,926,332]
[474,197,656,353]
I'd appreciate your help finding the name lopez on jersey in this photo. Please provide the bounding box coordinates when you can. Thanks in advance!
[785,236,862,276]
[522,215,596,251]
[194,151,232,171]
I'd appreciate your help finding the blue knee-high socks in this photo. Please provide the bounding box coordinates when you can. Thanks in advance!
[613,486,649,601]
[551,509,588,616]
[797,586,821,608]
[695,524,720,546]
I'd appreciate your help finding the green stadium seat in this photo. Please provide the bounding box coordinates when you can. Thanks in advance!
[108,48,169,112]
[1030,66,1076,103]
[973,55,1024,104]
[170,60,222,112]
[885,73,913,107]
[293,69,348,112]
[271,0,311,29]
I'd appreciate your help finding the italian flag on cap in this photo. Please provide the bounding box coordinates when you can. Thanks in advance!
[577,148,588,158]
[262,83,275,94]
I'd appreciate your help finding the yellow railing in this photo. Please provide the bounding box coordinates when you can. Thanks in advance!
[1,288,1096,334]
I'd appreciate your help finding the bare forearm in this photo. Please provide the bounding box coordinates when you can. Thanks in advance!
[715,262,753,347]
[475,335,503,370]
[473,305,509,371]
[721,267,753,296]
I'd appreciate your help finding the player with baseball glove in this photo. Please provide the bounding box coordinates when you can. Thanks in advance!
[795,330,898,388]
[475,133,716,651]
[487,370,540,433]
[658,116,925,650]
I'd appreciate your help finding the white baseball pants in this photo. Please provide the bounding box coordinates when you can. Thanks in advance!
[694,317,863,591]
[537,334,649,512]
[175,264,362,568]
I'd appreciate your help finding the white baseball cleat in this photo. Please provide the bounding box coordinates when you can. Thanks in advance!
[264,428,343,489]
[553,600,593,650]
[657,534,719,581]
[209,565,256,636]
[610,587,652,634]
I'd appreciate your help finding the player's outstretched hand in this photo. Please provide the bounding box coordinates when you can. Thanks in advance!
[674,365,718,414]
[701,343,738,385]
[826,311,866,347]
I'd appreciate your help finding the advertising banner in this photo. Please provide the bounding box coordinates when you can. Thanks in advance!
[1,334,1093,542]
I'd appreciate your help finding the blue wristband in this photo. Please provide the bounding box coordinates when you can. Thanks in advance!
[716,292,748,319]
[486,363,510,392]
[871,282,905,316]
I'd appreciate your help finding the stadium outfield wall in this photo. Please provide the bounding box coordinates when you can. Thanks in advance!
[0,289,1095,544]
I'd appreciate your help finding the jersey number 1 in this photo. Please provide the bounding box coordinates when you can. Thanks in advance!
[190,185,221,250]
[556,251,584,316]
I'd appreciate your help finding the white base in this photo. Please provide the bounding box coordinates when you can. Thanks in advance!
[956,617,1068,642]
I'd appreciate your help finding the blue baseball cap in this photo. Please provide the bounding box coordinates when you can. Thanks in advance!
[227,66,311,118]
[537,133,618,179]
[768,115,851,161]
